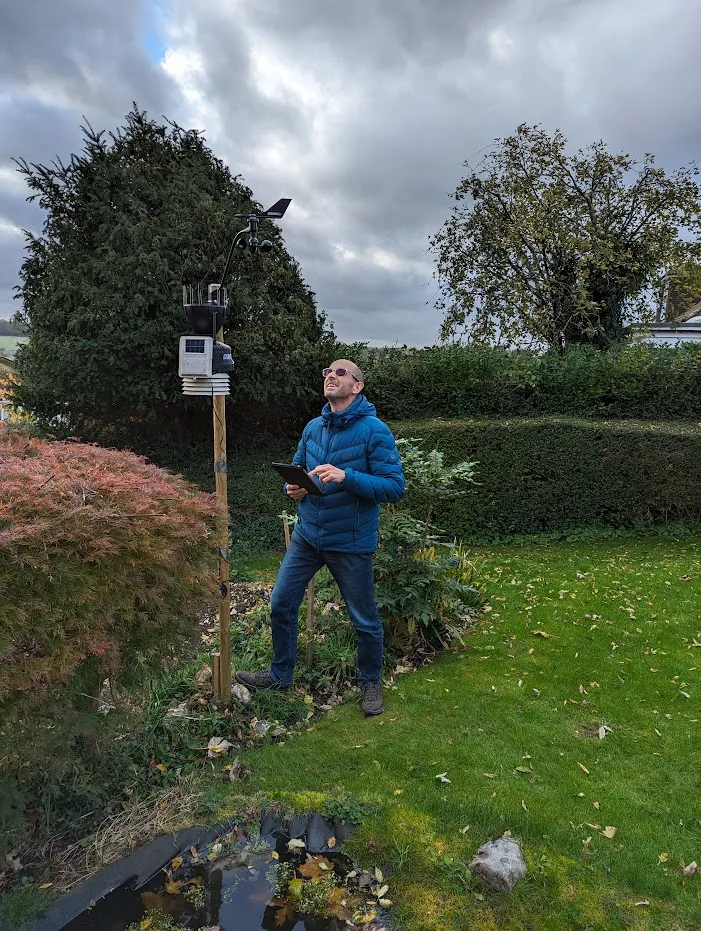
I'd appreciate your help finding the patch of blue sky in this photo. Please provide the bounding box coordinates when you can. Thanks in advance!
[140,0,167,63]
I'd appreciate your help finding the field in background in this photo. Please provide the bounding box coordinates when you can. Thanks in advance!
[0,336,27,358]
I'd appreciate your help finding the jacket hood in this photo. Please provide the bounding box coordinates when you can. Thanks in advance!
[321,394,376,428]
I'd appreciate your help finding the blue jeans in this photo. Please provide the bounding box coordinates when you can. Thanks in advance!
[269,531,384,685]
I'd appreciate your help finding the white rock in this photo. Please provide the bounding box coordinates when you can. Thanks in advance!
[469,836,526,892]
[232,682,252,705]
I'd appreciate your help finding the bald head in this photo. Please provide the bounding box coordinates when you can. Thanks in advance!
[323,359,365,411]
[330,359,365,382]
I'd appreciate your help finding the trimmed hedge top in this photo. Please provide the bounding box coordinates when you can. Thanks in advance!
[337,343,701,421]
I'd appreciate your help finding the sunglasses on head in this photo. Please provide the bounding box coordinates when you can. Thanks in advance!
[323,367,360,382]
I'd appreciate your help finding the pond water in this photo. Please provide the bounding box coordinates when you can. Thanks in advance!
[60,833,350,931]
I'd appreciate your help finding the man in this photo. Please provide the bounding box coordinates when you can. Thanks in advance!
[235,359,405,716]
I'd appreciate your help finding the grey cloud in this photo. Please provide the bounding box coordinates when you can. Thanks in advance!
[3,0,701,345]
[0,0,178,319]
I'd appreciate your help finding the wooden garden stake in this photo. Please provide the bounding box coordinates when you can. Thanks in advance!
[281,510,291,548]
[281,511,315,671]
[212,652,221,697]
[306,579,315,671]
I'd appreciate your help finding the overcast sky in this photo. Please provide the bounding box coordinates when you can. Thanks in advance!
[1,0,700,345]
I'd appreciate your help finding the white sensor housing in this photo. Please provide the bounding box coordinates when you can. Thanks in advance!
[179,336,213,376]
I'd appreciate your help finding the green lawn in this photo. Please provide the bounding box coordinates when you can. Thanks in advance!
[228,539,701,930]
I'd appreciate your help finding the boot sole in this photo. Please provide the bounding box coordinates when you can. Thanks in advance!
[362,705,385,717]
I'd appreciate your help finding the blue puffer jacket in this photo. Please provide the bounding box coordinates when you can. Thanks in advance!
[289,395,405,553]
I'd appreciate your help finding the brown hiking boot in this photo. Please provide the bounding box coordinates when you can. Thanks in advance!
[234,670,288,690]
[360,681,384,716]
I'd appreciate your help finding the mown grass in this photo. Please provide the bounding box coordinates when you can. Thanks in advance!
[224,539,701,930]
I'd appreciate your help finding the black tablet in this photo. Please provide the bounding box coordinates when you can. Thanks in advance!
[271,462,323,495]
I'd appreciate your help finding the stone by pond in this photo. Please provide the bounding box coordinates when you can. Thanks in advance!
[21,814,388,931]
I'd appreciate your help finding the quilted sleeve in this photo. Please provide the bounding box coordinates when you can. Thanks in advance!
[343,422,405,503]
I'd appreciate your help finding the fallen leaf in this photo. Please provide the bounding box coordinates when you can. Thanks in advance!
[379,898,393,906]
[435,772,451,784]
[38,882,53,889]
[483,773,498,779]
[682,861,698,876]
[658,852,669,863]
[593,802,600,810]
[274,897,296,926]
[533,630,551,638]
[598,726,607,740]
[521,799,528,811]
[289,878,304,897]
[634,900,650,907]
[299,856,334,880]
[327,836,337,848]
[375,884,389,898]
[577,762,590,775]
[171,856,183,870]
[287,839,306,851]
[374,867,384,883]
[271,851,279,860]
[207,737,233,759]
[514,766,531,774]
[601,826,617,839]
[394,789,403,795]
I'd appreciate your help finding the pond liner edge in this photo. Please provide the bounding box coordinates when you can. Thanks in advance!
[18,817,238,931]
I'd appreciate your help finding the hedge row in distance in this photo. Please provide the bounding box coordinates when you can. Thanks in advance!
[334,343,701,422]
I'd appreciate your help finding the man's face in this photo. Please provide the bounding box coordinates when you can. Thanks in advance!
[323,361,362,401]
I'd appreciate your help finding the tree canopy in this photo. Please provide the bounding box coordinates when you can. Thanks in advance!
[431,124,701,350]
[11,106,334,446]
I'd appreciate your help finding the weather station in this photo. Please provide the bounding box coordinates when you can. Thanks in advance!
[180,198,291,698]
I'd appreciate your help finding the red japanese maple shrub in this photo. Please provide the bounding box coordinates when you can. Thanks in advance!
[0,431,219,698]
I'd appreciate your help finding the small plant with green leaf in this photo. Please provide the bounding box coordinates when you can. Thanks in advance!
[375,437,485,647]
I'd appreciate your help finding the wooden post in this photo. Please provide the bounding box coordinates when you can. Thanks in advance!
[306,578,315,671]
[282,511,315,671]
[212,652,221,697]
[213,322,231,700]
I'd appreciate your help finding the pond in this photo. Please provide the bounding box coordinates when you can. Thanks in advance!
[46,814,384,931]
[61,845,344,930]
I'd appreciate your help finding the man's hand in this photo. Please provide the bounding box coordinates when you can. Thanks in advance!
[286,483,308,502]
[309,464,346,484]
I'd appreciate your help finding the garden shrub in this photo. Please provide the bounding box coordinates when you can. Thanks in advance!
[397,416,701,542]
[0,431,219,855]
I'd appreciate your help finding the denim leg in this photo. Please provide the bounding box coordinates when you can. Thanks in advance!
[324,551,384,683]
[269,532,323,685]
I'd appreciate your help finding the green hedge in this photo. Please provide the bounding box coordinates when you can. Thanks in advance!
[334,343,701,421]
[156,417,701,553]
[397,417,701,541]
